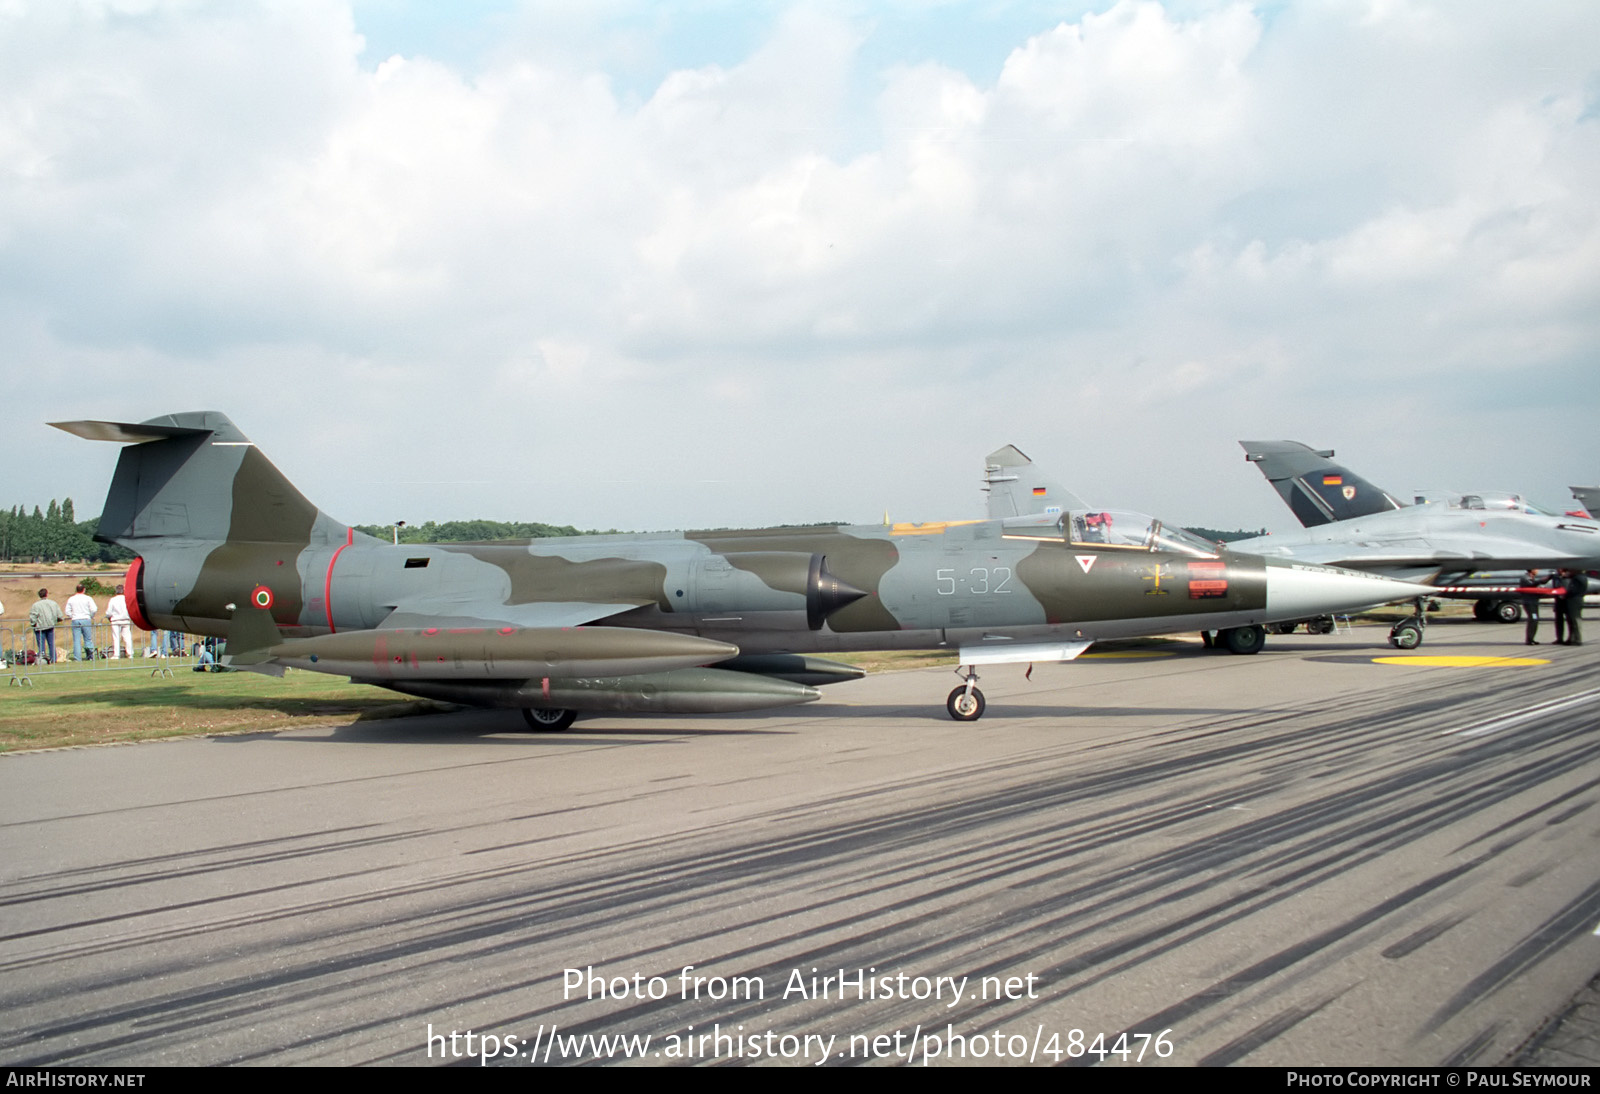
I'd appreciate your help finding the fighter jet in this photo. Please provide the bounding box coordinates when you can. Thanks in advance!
[1235,441,1600,640]
[53,413,1433,725]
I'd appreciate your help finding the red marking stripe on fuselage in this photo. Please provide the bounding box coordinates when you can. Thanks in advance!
[325,527,354,634]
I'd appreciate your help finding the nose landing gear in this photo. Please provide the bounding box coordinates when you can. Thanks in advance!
[947,667,986,721]
[1387,597,1428,649]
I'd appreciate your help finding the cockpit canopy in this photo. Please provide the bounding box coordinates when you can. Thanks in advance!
[1005,510,1221,558]
[1412,491,1552,516]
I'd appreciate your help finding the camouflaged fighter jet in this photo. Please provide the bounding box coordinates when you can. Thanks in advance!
[1235,441,1600,642]
[53,413,1434,727]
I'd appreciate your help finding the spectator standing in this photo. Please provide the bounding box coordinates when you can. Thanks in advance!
[107,585,134,659]
[64,584,98,661]
[29,589,62,665]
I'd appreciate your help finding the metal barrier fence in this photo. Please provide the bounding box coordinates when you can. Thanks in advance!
[2,617,197,685]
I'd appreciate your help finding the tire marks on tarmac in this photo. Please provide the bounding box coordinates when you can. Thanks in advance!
[0,645,1596,1065]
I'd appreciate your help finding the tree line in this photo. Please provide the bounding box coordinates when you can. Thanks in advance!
[0,500,133,563]
[352,519,605,544]
[0,505,602,562]
[1185,527,1269,543]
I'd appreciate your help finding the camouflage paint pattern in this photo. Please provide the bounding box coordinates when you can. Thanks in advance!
[53,412,1431,716]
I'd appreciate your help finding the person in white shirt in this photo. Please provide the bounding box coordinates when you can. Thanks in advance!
[64,585,98,661]
[106,585,134,659]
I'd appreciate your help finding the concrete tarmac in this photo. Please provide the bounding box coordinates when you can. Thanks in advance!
[2,618,1597,1067]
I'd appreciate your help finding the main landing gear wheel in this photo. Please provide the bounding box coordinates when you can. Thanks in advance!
[521,707,577,732]
[946,686,986,722]
[1388,619,1423,650]
[1221,624,1266,655]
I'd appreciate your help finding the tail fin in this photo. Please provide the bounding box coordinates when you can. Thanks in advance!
[1239,440,1404,528]
[52,412,365,637]
[1570,486,1599,520]
[982,444,1088,519]
[51,411,348,551]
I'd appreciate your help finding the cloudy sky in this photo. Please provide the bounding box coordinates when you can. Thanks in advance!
[8,0,1598,535]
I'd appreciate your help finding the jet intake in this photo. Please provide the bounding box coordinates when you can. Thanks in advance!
[808,554,868,630]
[713,552,867,630]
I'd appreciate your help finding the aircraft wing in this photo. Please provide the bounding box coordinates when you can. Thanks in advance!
[374,598,648,631]
[1239,541,1449,573]
[50,418,216,444]
[1234,534,1599,578]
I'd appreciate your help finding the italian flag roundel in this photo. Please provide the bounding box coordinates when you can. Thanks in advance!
[252,585,274,610]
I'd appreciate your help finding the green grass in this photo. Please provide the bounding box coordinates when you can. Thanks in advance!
[0,610,1452,753]
[0,667,444,752]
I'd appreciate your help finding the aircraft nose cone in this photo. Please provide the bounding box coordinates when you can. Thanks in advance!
[1264,565,1436,618]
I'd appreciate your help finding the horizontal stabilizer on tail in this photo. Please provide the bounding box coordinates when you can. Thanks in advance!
[55,410,352,554]
[50,420,215,444]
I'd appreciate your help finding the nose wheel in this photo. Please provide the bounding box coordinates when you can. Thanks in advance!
[947,667,986,721]
[1387,598,1428,650]
[1388,619,1423,649]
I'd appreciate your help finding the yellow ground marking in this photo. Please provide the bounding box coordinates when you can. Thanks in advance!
[1372,655,1549,668]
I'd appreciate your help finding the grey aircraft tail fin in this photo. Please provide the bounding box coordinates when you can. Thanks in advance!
[1570,486,1599,519]
[1239,440,1404,528]
[51,411,356,552]
[982,445,1089,519]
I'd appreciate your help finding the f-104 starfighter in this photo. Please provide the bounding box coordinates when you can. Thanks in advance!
[54,413,1434,726]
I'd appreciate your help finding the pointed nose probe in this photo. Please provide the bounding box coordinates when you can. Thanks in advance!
[1263,565,1436,619]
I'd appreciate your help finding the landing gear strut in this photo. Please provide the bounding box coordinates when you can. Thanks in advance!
[947,667,985,722]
